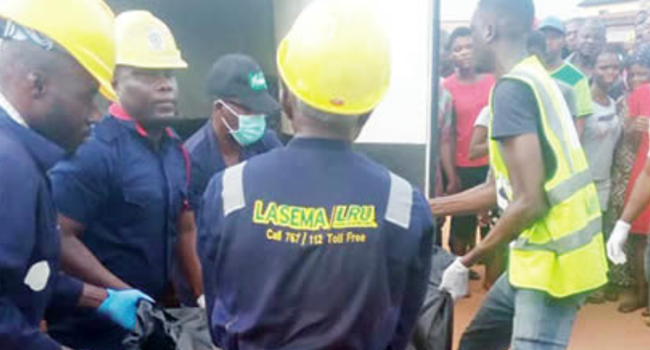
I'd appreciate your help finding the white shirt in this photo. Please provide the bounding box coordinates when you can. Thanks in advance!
[0,91,28,128]
[583,98,621,211]
[474,106,491,128]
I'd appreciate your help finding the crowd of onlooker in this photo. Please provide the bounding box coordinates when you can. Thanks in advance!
[436,4,650,327]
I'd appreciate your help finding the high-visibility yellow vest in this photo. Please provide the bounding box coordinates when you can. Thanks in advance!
[489,56,608,298]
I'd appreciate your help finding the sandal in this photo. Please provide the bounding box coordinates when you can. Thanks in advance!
[618,297,646,313]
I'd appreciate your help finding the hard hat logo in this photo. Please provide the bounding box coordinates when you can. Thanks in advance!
[249,71,268,91]
[2,21,55,51]
[115,11,187,69]
[0,0,118,101]
[147,30,165,51]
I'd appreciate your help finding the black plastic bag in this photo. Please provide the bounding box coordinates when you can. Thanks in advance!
[167,308,217,350]
[124,303,218,350]
[407,246,456,350]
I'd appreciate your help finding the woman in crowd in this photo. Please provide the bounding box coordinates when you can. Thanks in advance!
[442,27,495,258]
[585,47,623,220]
[606,44,650,313]
[583,48,624,303]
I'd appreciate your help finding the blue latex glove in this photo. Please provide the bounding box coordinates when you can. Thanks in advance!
[98,289,154,331]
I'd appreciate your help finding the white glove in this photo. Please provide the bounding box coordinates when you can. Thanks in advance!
[197,295,206,309]
[607,220,631,265]
[440,258,470,301]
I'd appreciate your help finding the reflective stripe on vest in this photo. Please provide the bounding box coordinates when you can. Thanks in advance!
[546,168,592,206]
[222,162,247,217]
[385,172,413,229]
[512,216,601,255]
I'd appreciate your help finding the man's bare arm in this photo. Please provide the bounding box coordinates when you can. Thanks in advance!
[176,210,204,300]
[429,175,496,217]
[621,159,650,223]
[461,133,548,267]
[77,283,108,309]
[58,214,130,290]
[440,110,460,194]
[469,126,489,160]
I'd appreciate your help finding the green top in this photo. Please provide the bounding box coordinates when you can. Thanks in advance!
[550,62,593,119]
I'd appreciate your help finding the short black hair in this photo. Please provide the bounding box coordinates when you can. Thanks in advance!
[626,43,650,69]
[478,0,535,36]
[598,44,624,60]
[527,30,547,53]
[581,18,607,39]
[447,27,471,51]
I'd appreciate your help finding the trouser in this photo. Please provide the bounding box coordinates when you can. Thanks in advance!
[434,217,444,247]
[450,166,490,249]
[459,274,586,350]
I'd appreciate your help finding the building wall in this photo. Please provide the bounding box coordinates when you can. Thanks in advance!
[571,1,641,44]
[606,21,635,43]
[272,0,314,135]
[579,1,640,17]
[442,20,470,34]
[272,0,436,190]
[274,0,314,45]
[106,0,278,120]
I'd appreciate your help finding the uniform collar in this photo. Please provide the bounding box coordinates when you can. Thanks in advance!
[109,103,149,137]
[0,91,28,128]
[109,103,180,142]
[0,108,65,172]
[287,137,352,151]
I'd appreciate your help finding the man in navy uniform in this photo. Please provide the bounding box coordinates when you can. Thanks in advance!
[47,11,202,350]
[197,1,434,349]
[185,53,282,212]
[0,1,151,349]
[178,54,282,304]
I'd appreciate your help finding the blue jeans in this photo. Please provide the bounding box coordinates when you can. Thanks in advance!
[459,274,587,350]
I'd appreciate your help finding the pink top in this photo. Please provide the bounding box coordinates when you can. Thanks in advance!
[443,74,495,168]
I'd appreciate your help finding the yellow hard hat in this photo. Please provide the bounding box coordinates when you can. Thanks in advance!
[277,0,391,116]
[115,11,187,70]
[0,0,117,101]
